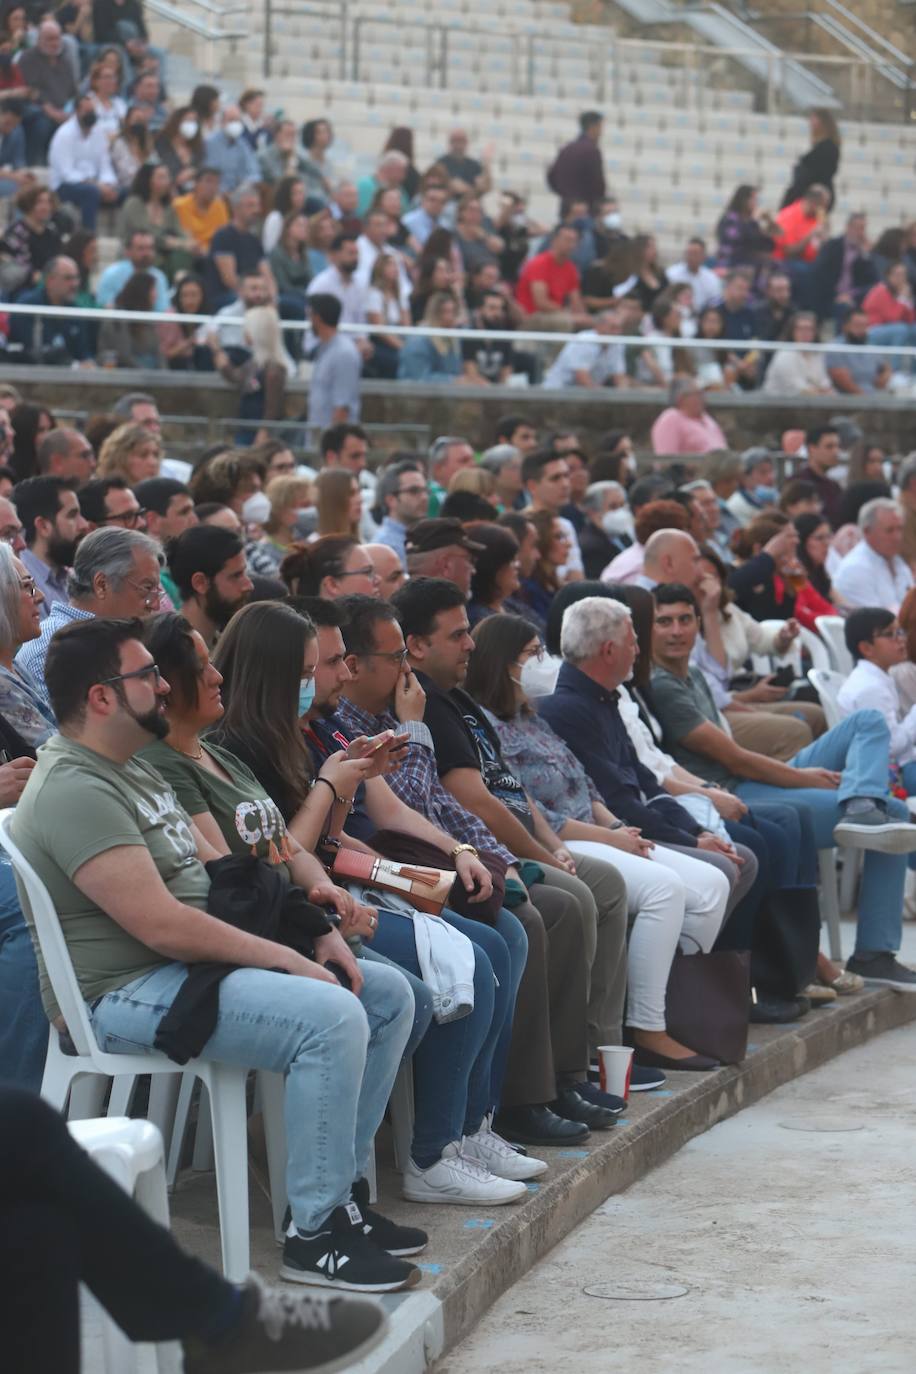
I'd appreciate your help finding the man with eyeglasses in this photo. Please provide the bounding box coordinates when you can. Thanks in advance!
[374,460,429,568]
[9,256,94,365]
[167,525,253,649]
[35,427,97,487]
[79,477,147,534]
[17,527,163,705]
[13,475,88,621]
[364,543,407,601]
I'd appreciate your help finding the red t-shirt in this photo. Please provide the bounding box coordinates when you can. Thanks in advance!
[515,251,580,314]
[773,202,822,263]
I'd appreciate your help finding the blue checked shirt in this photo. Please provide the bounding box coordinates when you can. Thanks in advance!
[336,695,515,866]
[15,603,95,707]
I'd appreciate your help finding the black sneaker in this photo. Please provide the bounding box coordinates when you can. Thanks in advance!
[588,1059,666,1092]
[573,1081,626,1114]
[183,1273,389,1374]
[845,951,916,992]
[280,1203,421,1293]
[351,1177,428,1257]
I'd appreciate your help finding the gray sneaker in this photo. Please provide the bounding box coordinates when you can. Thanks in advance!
[844,951,916,993]
[183,1273,389,1374]
[833,802,916,854]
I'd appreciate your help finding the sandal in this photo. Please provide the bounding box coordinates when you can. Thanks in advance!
[819,969,865,995]
[803,982,838,1005]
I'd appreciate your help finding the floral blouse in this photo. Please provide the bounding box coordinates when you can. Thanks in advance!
[485,707,601,833]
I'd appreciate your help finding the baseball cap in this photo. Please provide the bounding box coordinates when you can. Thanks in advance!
[405,517,486,557]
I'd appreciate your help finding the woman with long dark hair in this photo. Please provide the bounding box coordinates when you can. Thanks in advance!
[383,126,420,200]
[154,105,205,192]
[781,108,841,210]
[9,401,55,481]
[517,509,571,622]
[715,184,776,274]
[97,273,162,368]
[119,162,193,274]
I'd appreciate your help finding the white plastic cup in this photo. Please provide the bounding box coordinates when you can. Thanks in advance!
[598,1045,634,1100]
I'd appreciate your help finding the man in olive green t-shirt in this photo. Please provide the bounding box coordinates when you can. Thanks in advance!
[12,616,422,1294]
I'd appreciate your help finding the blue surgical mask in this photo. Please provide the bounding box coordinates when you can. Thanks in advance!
[298,676,315,716]
[753,485,779,506]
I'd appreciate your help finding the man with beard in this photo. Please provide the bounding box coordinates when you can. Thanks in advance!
[17,527,164,704]
[167,525,254,649]
[306,232,371,360]
[13,475,89,621]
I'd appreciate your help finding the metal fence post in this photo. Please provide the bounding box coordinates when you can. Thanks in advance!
[263,0,271,78]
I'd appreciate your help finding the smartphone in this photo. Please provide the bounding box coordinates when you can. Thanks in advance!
[770,665,795,688]
[366,730,394,752]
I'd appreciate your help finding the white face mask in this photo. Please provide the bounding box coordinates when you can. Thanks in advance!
[179,119,199,140]
[602,507,635,539]
[242,491,271,524]
[603,211,623,230]
[225,119,244,140]
[510,654,551,699]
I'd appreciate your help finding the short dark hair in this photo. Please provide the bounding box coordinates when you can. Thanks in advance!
[338,594,398,656]
[79,476,130,525]
[391,577,467,640]
[330,230,358,253]
[467,522,519,605]
[845,606,895,662]
[497,511,535,546]
[321,422,366,457]
[628,474,674,512]
[141,612,201,710]
[778,478,819,512]
[439,491,495,523]
[308,292,342,328]
[521,446,563,486]
[45,617,143,727]
[579,110,602,133]
[653,582,699,612]
[288,595,347,630]
[133,477,190,515]
[167,525,243,600]
[806,424,839,448]
[12,475,75,545]
[495,414,531,445]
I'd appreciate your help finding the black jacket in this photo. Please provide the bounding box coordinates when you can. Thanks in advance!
[807,235,879,320]
[154,853,332,1064]
[780,138,839,209]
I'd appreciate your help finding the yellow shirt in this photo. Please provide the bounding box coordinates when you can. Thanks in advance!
[173,193,230,251]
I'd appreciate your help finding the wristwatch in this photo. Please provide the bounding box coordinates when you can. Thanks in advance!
[450,843,478,860]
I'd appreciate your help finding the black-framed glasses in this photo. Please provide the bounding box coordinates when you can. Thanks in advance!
[337,565,378,580]
[102,508,147,529]
[875,627,905,640]
[360,647,409,665]
[98,664,162,689]
[397,484,428,498]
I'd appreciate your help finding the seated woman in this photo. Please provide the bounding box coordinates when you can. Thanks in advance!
[97,273,163,370]
[245,473,313,577]
[118,163,194,278]
[795,511,851,616]
[365,252,410,381]
[158,274,214,373]
[762,312,833,396]
[465,521,542,633]
[97,420,162,485]
[694,543,825,756]
[0,542,59,1089]
[517,509,570,623]
[397,292,463,382]
[282,535,380,599]
[141,608,539,1205]
[466,613,729,1071]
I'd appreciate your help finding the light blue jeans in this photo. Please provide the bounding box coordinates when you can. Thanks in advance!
[0,856,48,1091]
[90,958,414,1232]
[735,709,907,954]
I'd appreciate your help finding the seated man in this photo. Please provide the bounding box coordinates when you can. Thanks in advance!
[650,582,916,990]
[11,616,421,1292]
[833,497,914,613]
[96,229,170,313]
[9,257,94,366]
[47,94,118,232]
[838,607,916,792]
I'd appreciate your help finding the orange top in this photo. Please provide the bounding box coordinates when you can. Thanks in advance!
[772,201,822,263]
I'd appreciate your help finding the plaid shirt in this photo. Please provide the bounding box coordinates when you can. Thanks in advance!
[336,695,515,866]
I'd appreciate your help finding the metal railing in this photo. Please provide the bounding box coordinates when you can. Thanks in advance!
[146,0,248,39]
[262,1,348,80]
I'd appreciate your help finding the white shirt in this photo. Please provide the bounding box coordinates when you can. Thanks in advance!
[832,539,914,612]
[543,331,625,388]
[306,265,369,326]
[48,116,116,189]
[837,658,916,764]
[665,261,723,313]
[355,235,411,309]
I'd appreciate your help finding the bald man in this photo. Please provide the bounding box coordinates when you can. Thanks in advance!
[365,543,407,600]
[635,529,701,592]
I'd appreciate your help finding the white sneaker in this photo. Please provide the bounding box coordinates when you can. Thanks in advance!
[402,1140,527,1205]
[463,1115,548,1181]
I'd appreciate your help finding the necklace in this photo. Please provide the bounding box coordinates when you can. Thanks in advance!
[171,739,204,761]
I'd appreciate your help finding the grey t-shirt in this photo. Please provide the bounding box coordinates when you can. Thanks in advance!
[650,665,739,790]
[11,734,210,1019]
[825,341,887,392]
[307,332,362,429]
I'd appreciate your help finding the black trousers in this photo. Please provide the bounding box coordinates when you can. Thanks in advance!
[1,1086,234,1374]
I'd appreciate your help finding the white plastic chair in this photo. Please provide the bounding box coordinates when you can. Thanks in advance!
[796,624,832,673]
[68,1117,179,1374]
[815,615,853,675]
[0,809,282,1282]
[806,667,847,730]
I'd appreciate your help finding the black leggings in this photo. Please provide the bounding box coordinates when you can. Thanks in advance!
[1,1086,235,1374]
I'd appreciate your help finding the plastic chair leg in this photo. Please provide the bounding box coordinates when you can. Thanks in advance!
[40,1030,78,1111]
[839,846,862,914]
[818,847,843,962]
[389,1060,415,1175]
[69,1073,109,1121]
[206,1065,251,1282]
[148,1073,181,1146]
[166,1071,196,1187]
[258,1070,288,1243]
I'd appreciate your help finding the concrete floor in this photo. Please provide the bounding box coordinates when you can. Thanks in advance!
[437,1021,916,1374]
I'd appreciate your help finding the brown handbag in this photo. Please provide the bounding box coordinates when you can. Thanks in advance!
[331,847,455,916]
[664,939,751,1065]
[369,829,507,925]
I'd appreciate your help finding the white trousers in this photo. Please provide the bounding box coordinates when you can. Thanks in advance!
[566,839,730,1032]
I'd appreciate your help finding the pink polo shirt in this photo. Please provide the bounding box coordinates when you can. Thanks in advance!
[651,406,727,456]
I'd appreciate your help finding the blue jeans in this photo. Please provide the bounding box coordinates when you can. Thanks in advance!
[735,709,907,953]
[57,182,102,231]
[0,857,47,1090]
[370,907,520,1165]
[867,322,916,372]
[90,958,413,1233]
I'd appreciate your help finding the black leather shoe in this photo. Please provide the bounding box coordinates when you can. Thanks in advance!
[493,1104,590,1146]
[551,1088,618,1131]
[750,995,811,1024]
[633,1047,719,1072]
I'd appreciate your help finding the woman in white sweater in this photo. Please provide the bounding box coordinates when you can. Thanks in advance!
[762,311,833,396]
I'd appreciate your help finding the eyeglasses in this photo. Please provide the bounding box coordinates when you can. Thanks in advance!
[337,565,378,580]
[360,647,409,665]
[124,577,162,608]
[875,627,906,640]
[515,644,545,664]
[0,524,24,545]
[18,576,38,598]
[102,508,147,529]
[98,663,162,689]
[397,485,428,498]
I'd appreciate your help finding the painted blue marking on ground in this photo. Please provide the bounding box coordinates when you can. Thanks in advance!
[464,1219,495,1229]
[525,1182,540,1191]
[418,1263,443,1274]
[557,1150,589,1158]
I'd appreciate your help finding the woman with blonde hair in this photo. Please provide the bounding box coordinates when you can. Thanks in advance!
[397,292,463,381]
[315,467,361,538]
[97,421,162,485]
[366,252,410,379]
[245,473,313,576]
[448,465,498,507]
